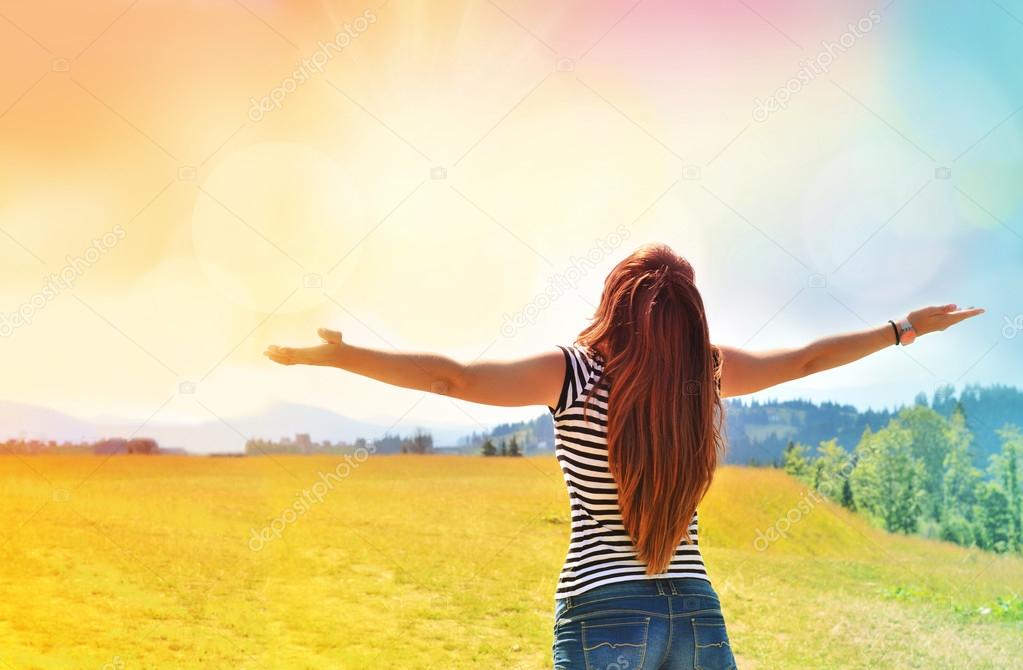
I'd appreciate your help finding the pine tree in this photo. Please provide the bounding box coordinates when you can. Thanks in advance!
[940,406,982,546]
[508,435,521,457]
[894,405,953,522]
[812,438,851,501]
[840,477,856,511]
[850,423,924,534]
[974,483,1013,552]
[992,425,1022,552]
[481,439,497,457]
[782,441,812,483]
[499,440,508,457]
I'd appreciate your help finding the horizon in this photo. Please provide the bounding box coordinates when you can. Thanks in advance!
[5,378,1019,454]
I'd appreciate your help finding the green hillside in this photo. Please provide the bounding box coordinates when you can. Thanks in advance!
[0,456,1019,668]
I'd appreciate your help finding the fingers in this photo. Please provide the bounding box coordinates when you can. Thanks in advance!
[263,345,296,365]
[947,306,985,324]
[927,306,985,331]
[264,330,341,367]
[318,328,342,345]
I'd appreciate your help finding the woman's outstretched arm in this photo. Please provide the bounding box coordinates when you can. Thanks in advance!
[265,328,565,408]
[716,303,985,398]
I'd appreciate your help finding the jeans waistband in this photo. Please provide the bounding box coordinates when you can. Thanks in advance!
[558,577,717,610]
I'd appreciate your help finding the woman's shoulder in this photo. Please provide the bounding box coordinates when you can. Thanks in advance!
[573,342,605,360]
[558,343,604,370]
[551,343,605,415]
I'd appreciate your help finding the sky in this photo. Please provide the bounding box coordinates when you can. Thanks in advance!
[0,0,1021,439]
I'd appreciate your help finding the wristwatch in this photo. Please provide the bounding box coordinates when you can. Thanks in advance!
[896,317,917,345]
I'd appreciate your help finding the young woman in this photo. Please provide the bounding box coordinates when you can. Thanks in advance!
[265,243,983,670]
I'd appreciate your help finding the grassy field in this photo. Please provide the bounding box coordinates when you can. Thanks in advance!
[0,455,1021,669]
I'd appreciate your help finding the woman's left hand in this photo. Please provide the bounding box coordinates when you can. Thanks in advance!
[264,328,344,367]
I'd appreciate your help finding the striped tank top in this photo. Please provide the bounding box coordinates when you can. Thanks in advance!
[550,343,711,598]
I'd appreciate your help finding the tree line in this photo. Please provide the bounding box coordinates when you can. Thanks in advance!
[2,437,162,455]
[782,403,1022,555]
[245,429,434,455]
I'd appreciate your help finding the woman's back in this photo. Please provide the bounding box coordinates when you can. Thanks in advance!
[551,343,710,598]
[266,240,982,669]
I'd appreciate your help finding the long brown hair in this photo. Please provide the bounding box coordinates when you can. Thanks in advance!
[577,243,725,575]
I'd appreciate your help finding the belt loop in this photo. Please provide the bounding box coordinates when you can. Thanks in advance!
[669,580,678,595]
[565,595,573,610]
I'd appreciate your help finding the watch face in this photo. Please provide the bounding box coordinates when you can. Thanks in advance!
[897,319,916,344]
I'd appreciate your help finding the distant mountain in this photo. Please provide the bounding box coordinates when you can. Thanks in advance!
[0,400,99,443]
[718,383,1023,467]
[0,400,475,455]
[453,413,556,455]
[723,398,895,465]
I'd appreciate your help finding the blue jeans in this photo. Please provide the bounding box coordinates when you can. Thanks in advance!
[552,578,737,670]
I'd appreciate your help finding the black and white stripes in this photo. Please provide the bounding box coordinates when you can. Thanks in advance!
[550,344,710,598]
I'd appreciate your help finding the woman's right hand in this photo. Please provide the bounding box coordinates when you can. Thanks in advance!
[907,304,985,336]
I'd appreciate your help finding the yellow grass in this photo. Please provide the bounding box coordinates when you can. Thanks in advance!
[0,455,1020,669]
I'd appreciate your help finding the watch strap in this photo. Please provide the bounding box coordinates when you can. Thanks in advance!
[888,320,900,345]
